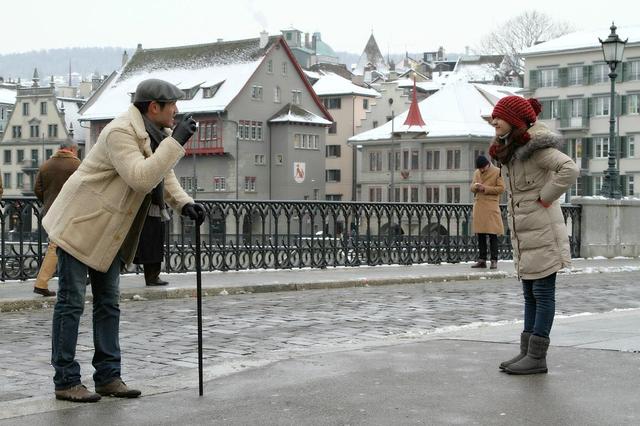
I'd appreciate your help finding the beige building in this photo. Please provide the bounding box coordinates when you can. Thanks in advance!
[1,69,85,196]
[312,73,380,200]
[521,25,640,197]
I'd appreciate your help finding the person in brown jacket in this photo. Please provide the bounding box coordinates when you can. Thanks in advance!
[489,95,579,376]
[470,155,505,269]
[33,142,81,297]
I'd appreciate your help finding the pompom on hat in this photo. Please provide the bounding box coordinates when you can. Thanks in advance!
[491,96,542,129]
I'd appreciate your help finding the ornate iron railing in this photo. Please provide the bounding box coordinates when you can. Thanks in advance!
[0,197,582,281]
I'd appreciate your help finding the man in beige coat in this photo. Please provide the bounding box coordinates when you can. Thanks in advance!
[470,155,505,269]
[43,79,204,402]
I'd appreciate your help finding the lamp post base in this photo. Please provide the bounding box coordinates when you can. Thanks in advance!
[600,169,623,199]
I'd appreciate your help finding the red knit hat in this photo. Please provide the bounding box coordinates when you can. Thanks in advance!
[491,96,542,129]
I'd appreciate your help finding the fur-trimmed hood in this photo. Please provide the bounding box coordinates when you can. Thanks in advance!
[513,121,564,161]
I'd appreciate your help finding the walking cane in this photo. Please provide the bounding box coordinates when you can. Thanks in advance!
[195,221,204,396]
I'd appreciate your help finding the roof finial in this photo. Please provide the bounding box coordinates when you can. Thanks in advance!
[403,77,425,127]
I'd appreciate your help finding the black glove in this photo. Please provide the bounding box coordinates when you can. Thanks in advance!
[181,203,206,225]
[172,115,197,146]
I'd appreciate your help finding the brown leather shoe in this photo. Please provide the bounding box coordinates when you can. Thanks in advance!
[34,287,56,297]
[96,378,141,398]
[55,384,101,402]
[470,261,487,268]
[490,260,498,269]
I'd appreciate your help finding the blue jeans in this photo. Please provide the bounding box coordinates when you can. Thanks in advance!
[51,248,122,390]
[522,273,556,338]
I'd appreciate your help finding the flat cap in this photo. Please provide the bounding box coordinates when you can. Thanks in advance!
[133,79,185,102]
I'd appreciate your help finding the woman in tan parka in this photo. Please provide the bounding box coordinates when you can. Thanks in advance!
[470,155,505,269]
[489,96,579,375]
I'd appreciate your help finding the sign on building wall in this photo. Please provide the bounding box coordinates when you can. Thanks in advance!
[294,162,306,183]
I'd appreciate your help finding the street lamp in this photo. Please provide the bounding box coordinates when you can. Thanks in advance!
[388,98,395,202]
[599,22,627,199]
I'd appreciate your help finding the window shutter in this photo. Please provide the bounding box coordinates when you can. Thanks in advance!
[582,175,593,196]
[558,67,568,87]
[540,100,550,120]
[582,137,593,163]
[619,62,626,82]
[621,95,628,115]
[559,99,570,127]
[615,94,623,116]
[582,98,591,127]
[529,70,539,90]
[620,136,628,158]
[583,65,592,85]
[624,61,632,81]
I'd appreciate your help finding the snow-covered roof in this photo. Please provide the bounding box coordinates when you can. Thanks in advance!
[80,37,280,121]
[349,81,521,142]
[0,87,16,105]
[269,103,332,125]
[395,78,444,92]
[57,98,88,143]
[523,25,640,56]
[354,34,388,76]
[312,73,380,98]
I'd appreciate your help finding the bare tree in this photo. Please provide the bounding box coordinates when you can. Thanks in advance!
[475,10,573,81]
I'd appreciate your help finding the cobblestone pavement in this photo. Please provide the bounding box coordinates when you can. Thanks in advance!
[1,271,639,402]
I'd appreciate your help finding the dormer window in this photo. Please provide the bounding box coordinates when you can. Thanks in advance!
[202,82,223,99]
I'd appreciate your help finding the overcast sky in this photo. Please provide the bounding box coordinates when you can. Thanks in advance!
[3,0,639,55]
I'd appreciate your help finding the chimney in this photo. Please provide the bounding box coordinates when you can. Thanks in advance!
[217,38,223,43]
[465,46,469,56]
[136,43,142,52]
[305,32,310,49]
[312,33,318,51]
[122,50,129,67]
[259,31,269,49]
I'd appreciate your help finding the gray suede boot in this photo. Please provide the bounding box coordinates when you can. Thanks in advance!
[499,332,531,371]
[505,334,550,375]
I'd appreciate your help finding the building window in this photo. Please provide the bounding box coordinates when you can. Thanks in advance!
[629,60,640,81]
[251,85,263,100]
[294,133,319,150]
[3,150,11,164]
[326,169,341,182]
[628,135,636,158]
[446,149,461,169]
[12,126,22,138]
[372,120,378,128]
[30,125,39,138]
[425,150,440,170]
[40,101,47,115]
[410,186,419,202]
[388,151,401,171]
[568,66,583,85]
[425,186,439,203]
[326,194,342,201]
[17,172,24,189]
[328,122,337,134]
[275,153,284,165]
[368,151,382,171]
[17,149,24,163]
[628,176,635,195]
[411,150,419,170]
[267,60,273,73]
[2,173,10,189]
[323,97,341,109]
[238,120,263,141]
[179,176,197,193]
[592,64,609,84]
[244,176,256,192]
[594,176,604,194]
[540,99,559,119]
[194,120,218,146]
[363,98,369,110]
[446,186,460,203]
[326,145,341,157]
[566,138,579,161]
[282,62,288,75]
[45,148,53,159]
[254,154,266,165]
[593,96,610,116]
[594,137,609,158]
[22,102,29,116]
[627,94,640,115]
[570,98,583,117]
[402,150,410,170]
[539,69,558,87]
[368,187,383,202]
[213,177,226,191]
[292,90,302,105]
[48,124,58,138]
[274,86,281,103]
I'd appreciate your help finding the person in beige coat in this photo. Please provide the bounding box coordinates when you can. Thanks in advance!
[489,95,579,376]
[43,79,205,402]
[470,155,505,269]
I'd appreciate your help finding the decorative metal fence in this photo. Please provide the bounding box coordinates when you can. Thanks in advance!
[0,197,582,281]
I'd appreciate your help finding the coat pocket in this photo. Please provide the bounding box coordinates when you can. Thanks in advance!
[60,208,114,258]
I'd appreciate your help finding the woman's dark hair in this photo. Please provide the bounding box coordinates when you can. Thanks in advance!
[490,126,528,164]
[133,101,167,115]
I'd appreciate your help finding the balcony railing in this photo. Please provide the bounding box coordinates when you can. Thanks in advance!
[0,197,582,281]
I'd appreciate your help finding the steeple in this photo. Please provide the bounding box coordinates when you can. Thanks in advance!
[403,78,425,127]
[32,67,40,87]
